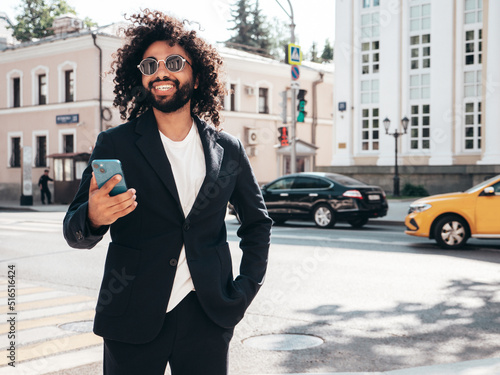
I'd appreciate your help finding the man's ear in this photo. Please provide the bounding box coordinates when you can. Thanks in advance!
[194,74,199,90]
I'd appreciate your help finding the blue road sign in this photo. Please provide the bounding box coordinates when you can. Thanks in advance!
[291,66,300,80]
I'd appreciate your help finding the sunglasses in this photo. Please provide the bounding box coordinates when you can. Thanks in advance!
[137,55,192,76]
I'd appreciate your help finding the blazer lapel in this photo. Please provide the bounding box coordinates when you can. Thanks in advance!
[135,109,182,210]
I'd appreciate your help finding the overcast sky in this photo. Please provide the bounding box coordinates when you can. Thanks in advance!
[2,0,336,54]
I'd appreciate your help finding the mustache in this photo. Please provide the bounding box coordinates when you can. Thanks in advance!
[148,78,179,89]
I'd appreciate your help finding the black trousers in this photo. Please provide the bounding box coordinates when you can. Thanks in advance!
[41,188,51,203]
[103,292,234,375]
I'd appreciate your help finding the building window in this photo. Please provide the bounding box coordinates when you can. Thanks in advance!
[259,87,269,114]
[13,77,21,108]
[230,84,236,111]
[464,101,481,150]
[410,73,430,100]
[363,0,380,8]
[65,70,74,102]
[410,3,431,32]
[465,29,482,65]
[35,136,47,167]
[464,0,483,24]
[63,134,74,153]
[38,74,47,105]
[410,34,431,70]
[361,12,380,39]
[10,137,21,168]
[361,108,380,151]
[464,70,482,97]
[410,104,430,150]
[361,79,379,104]
[361,41,380,74]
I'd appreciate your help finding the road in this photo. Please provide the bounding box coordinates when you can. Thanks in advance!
[0,211,499,374]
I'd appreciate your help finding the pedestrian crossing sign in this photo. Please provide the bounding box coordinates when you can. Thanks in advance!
[287,43,302,66]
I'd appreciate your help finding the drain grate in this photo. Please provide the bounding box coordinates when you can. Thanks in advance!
[58,320,93,333]
[242,333,324,351]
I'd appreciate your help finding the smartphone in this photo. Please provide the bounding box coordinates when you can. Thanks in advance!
[91,159,128,196]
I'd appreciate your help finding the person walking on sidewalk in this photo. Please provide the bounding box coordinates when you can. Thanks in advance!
[63,10,272,375]
[38,169,53,204]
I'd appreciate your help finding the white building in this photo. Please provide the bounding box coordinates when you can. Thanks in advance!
[330,0,500,193]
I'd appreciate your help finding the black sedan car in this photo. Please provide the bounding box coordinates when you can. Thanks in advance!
[259,172,388,228]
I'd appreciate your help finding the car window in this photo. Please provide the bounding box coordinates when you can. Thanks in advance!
[326,174,367,187]
[466,175,500,193]
[492,181,500,195]
[292,177,331,189]
[267,177,294,190]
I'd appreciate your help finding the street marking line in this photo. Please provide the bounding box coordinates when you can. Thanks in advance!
[0,295,94,314]
[1,301,96,321]
[0,225,60,233]
[0,332,102,366]
[0,309,95,334]
[0,345,102,375]
[0,286,53,298]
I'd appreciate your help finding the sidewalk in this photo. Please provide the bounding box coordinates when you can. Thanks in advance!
[255,357,500,375]
[0,199,413,223]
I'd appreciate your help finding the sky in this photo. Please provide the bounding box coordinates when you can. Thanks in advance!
[2,0,336,55]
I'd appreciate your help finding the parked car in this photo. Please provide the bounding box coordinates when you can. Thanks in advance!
[405,174,500,249]
[256,172,388,228]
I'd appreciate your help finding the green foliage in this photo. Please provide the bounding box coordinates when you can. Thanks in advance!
[309,41,321,63]
[401,183,429,197]
[11,0,97,42]
[321,38,334,62]
[226,0,277,56]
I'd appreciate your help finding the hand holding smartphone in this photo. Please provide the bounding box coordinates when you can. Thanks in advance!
[91,159,128,196]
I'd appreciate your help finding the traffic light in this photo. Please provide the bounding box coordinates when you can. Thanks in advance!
[297,89,307,122]
[279,90,287,124]
[278,127,289,147]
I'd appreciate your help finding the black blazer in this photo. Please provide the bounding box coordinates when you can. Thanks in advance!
[63,110,272,344]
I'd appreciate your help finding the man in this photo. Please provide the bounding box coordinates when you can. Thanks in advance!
[63,10,272,375]
[38,169,53,204]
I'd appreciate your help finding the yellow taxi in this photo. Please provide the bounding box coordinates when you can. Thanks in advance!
[405,174,500,249]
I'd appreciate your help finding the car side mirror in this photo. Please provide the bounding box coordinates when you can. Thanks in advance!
[483,186,495,195]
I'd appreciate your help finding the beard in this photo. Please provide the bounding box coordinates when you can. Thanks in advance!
[145,77,195,113]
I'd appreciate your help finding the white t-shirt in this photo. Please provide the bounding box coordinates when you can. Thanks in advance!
[159,121,206,312]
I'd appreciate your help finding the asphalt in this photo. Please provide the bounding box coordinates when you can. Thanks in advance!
[2,198,499,374]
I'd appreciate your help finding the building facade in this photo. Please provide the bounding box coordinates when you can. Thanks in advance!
[0,17,333,202]
[331,0,500,193]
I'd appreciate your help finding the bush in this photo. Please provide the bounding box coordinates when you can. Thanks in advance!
[401,183,429,197]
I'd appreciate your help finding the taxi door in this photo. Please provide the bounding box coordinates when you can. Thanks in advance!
[474,181,500,234]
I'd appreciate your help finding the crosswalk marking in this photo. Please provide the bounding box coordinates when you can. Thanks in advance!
[0,309,94,334]
[0,280,101,373]
[0,295,94,314]
[0,332,101,366]
[0,286,53,298]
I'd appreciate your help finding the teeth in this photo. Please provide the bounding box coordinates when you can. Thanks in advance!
[155,85,173,91]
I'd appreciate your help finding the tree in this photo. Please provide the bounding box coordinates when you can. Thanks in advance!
[11,0,96,42]
[268,17,290,61]
[309,41,321,63]
[321,39,334,62]
[249,0,271,55]
[226,0,256,52]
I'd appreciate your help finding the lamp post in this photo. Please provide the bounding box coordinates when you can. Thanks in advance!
[383,116,409,197]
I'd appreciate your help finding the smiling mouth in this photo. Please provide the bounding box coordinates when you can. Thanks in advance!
[154,84,174,92]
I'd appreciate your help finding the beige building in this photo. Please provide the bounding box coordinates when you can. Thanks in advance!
[0,15,333,203]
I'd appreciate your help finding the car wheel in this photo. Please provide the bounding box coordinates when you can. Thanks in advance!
[348,217,369,228]
[434,215,470,249]
[313,204,335,228]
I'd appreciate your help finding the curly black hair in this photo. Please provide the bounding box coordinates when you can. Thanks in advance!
[111,9,226,127]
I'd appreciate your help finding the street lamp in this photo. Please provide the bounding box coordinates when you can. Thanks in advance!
[383,116,409,197]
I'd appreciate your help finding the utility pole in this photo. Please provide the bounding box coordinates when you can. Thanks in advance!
[276,0,297,174]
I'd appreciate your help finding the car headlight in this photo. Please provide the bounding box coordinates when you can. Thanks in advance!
[408,203,432,214]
